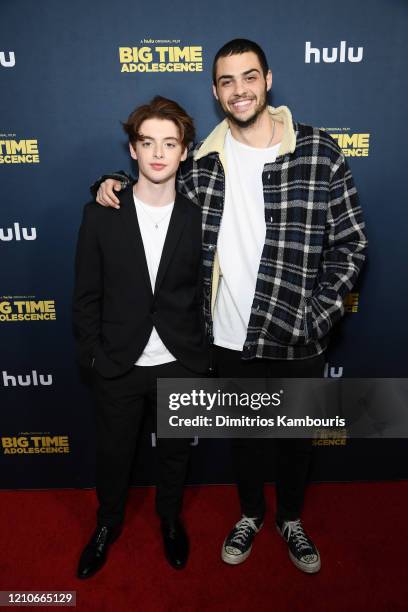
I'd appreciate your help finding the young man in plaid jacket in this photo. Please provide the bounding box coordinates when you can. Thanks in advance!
[94,39,367,573]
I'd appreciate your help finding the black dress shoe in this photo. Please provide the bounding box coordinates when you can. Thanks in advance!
[161,518,189,569]
[77,524,122,579]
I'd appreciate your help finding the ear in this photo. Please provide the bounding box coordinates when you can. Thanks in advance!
[181,146,188,162]
[266,69,272,92]
[129,142,137,160]
[212,83,219,101]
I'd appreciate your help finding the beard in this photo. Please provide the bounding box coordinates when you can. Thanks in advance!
[223,87,268,128]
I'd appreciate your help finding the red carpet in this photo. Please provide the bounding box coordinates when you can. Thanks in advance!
[1,482,407,611]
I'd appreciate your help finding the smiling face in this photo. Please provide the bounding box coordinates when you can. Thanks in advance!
[129,117,187,184]
[213,51,272,128]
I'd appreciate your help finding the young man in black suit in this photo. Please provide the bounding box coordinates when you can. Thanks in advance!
[73,96,209,578]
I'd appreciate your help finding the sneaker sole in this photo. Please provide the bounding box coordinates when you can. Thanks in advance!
[221,522,263,566]
[288,549,321,574]
[276,526,321,574]
[221,540,252,565]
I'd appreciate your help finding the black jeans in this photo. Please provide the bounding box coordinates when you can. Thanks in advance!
[92,361,194,527]
[213,346,325,523]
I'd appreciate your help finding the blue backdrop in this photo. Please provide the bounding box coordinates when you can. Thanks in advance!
[1,0,407,488]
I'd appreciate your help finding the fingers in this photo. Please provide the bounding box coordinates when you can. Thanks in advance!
[96,180,122,209]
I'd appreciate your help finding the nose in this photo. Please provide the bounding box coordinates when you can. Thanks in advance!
[232,77,247,97]
[153,143,164,158]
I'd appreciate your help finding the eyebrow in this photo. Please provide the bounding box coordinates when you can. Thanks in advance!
[217,68,261,84]
[139,134,179,141]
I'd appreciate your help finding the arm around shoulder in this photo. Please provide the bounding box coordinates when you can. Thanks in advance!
[90,170,135,206]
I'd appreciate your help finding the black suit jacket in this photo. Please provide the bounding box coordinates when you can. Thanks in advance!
[73,188,209,378]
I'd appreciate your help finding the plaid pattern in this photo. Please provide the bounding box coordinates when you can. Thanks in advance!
[177,120,367,360]
[104,117,367,360]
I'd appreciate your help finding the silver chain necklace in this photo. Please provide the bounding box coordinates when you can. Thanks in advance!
[138,201,173,229]
[266,119,276,148]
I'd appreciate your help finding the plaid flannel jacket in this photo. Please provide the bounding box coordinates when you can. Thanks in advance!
[104,106,367,360]
[177,105,367,360]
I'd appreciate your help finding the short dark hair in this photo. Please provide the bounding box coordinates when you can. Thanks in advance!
[212,39,269,85]
[122,96,195,148]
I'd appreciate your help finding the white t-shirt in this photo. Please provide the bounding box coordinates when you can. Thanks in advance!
[213,130,281,351]
[133,194,176,366]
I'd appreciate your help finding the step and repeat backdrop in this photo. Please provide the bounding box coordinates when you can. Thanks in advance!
[1,0,408,488]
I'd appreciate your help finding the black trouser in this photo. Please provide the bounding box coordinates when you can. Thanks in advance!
[213,346,325,523]
[92,361,194,527]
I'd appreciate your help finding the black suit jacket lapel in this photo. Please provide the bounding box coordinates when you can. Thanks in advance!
[119,189,152,295]
[154,193,188,295]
